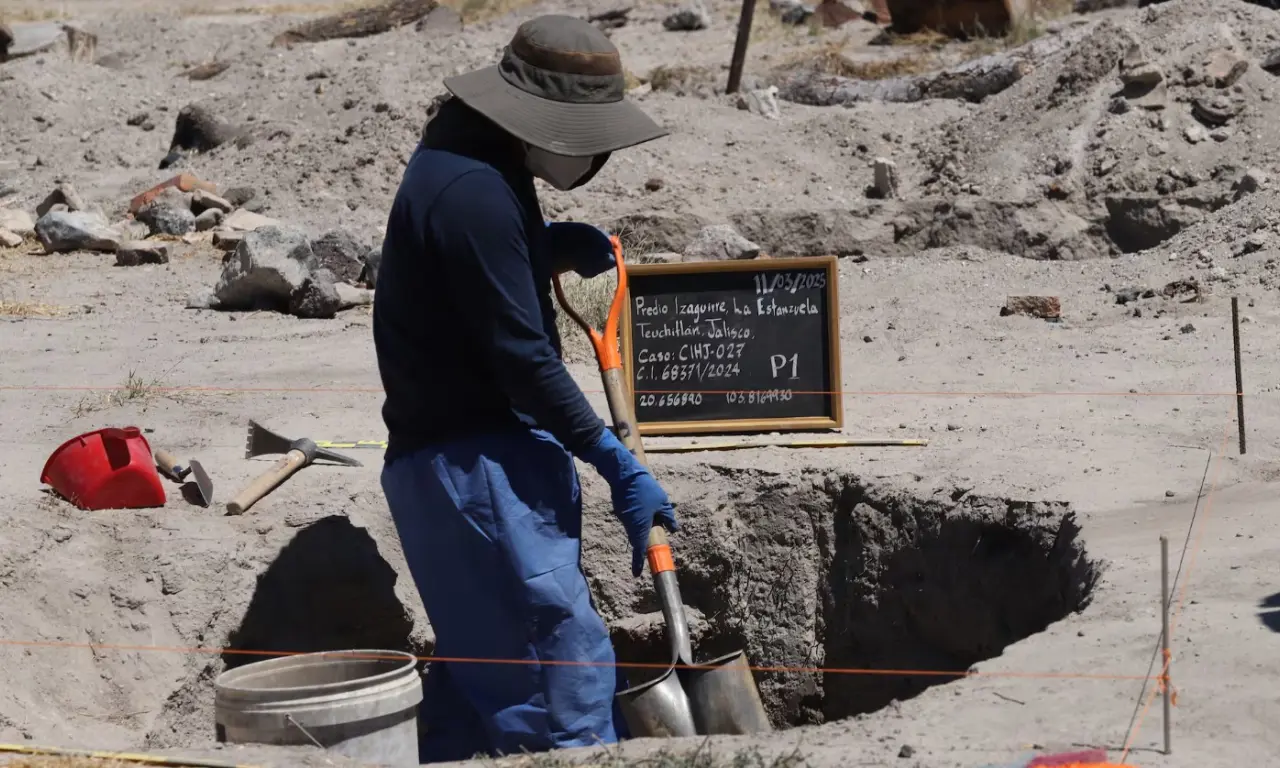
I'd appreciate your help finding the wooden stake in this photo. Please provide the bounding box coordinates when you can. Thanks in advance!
[1160,535,1172,756]
[1232,296,1246,455]
[726,0,756,94]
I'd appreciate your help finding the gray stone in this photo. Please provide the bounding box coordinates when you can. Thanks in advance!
[214,226,342,318]
[194,208,225,232]
[0,208,35,235]
[191,189,233,214]
[137,189,196,236]
[663,1,711,31]
[223,187,257,207]
[35,210,120,253]
[221,209,279,233]
[335,281,374,309]
[289,267,343,319]
[735,86,781,120]
[1183,123,1207,144]
[873,158,900,199]
[683,225,761,261]
[35,182,86,218]
[310,229,367,285]
[360,244,382,288]
[115,241,170,266]
[186,289,219,310]
[1234,168,1268,199]
[0,229,22,248]
[213,230,246,251]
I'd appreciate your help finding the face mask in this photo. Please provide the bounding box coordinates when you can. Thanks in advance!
[525,146,594,191]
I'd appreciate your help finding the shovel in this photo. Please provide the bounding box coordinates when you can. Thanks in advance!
[553,237,773,738]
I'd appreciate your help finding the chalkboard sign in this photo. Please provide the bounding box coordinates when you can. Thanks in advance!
[620,256,843,436]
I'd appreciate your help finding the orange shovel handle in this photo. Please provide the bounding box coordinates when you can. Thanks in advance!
[552,235,627,373]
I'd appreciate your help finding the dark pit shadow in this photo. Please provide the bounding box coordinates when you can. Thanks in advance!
[221,515,422,671]
[1259,593,1280,633]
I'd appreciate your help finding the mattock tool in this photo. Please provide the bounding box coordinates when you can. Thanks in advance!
[554,236,773,738]
[154,448,214,508]
[226,420,362,516]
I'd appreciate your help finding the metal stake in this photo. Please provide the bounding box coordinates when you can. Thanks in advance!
[1231,296,1246,455]
[1160,535,1172,756]
[726,0,756,94]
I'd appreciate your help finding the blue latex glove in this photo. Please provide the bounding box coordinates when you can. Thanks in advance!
[579,428,679,577]
[545,221,616,279]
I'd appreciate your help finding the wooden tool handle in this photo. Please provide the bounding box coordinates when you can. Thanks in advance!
[225,450,307,516]
[154,449,183,480]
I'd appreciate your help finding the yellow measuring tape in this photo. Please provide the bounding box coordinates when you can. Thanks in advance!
[318,438,928,452]
[0,743,260,768]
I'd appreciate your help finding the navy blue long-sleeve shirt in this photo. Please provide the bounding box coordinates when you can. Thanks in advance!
[373,99,605,462]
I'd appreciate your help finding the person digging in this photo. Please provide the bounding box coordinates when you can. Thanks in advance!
[372,14,678,763]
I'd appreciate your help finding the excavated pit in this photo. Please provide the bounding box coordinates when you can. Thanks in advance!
[221,515,429,671]
[602,470,1102,728]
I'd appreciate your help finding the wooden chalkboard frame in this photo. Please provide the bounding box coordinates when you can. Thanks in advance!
[620,255,844,437]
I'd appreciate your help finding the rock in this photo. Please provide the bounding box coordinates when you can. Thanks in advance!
[360,245,382,288]
[310,229,368,285]
[1262,48,1280,76]
[663,1,711,31]
[35,182,86,218]
[213,230,246,252]
[186,289,219,310]
[735,86,781,119]
[0,229,22,248]
[223,187,257,207]
[0,22,13,62]
[168,102,247,155]
[214,226,341,318]
[194,208,225,231]
[1210,127,1232,142]
[1192,95,1242,127]
[222,209,280,233]
[1233,168,1267,199]
[191,189,233,214]
[0,208,35,236]
[335,281,375,309]
[115,241,170,266]
[34,210,120,254]
[872,158,899,199]
[1204,50,1249,88]
[683,225,761,261]
[1118,43,1162,88]
[1000,296,1061,320]
[1074,0,1138,10]
[289,267,343,319]
[1183,123,1207,144]
[898,744,916,759]
[1237,231,1269,257]
[771,0,814,25]
[137,190,196,236]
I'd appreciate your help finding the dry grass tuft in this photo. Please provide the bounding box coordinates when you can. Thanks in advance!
[0,299,69,318]
[71,369,168,417]
[779,37,938,80]
[554,270,617,366]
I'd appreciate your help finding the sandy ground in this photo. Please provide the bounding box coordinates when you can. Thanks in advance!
[3,0,1280,766]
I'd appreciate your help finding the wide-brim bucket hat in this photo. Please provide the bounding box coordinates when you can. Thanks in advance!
[442,14,668,157]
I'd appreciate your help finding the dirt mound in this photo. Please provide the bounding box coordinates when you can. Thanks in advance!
[915,0,1280,256]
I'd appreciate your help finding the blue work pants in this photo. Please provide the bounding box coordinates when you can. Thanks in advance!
[380,428,627,762]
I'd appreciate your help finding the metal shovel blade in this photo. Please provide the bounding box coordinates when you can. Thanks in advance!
[683,649,773,735]
[187,459,214,508]
[616,663,698,738]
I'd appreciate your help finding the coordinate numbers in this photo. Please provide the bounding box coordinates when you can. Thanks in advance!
[724,389,794,405]
[637,392,704,409]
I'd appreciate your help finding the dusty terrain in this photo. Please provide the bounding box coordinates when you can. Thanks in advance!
[3,0,1280,766]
